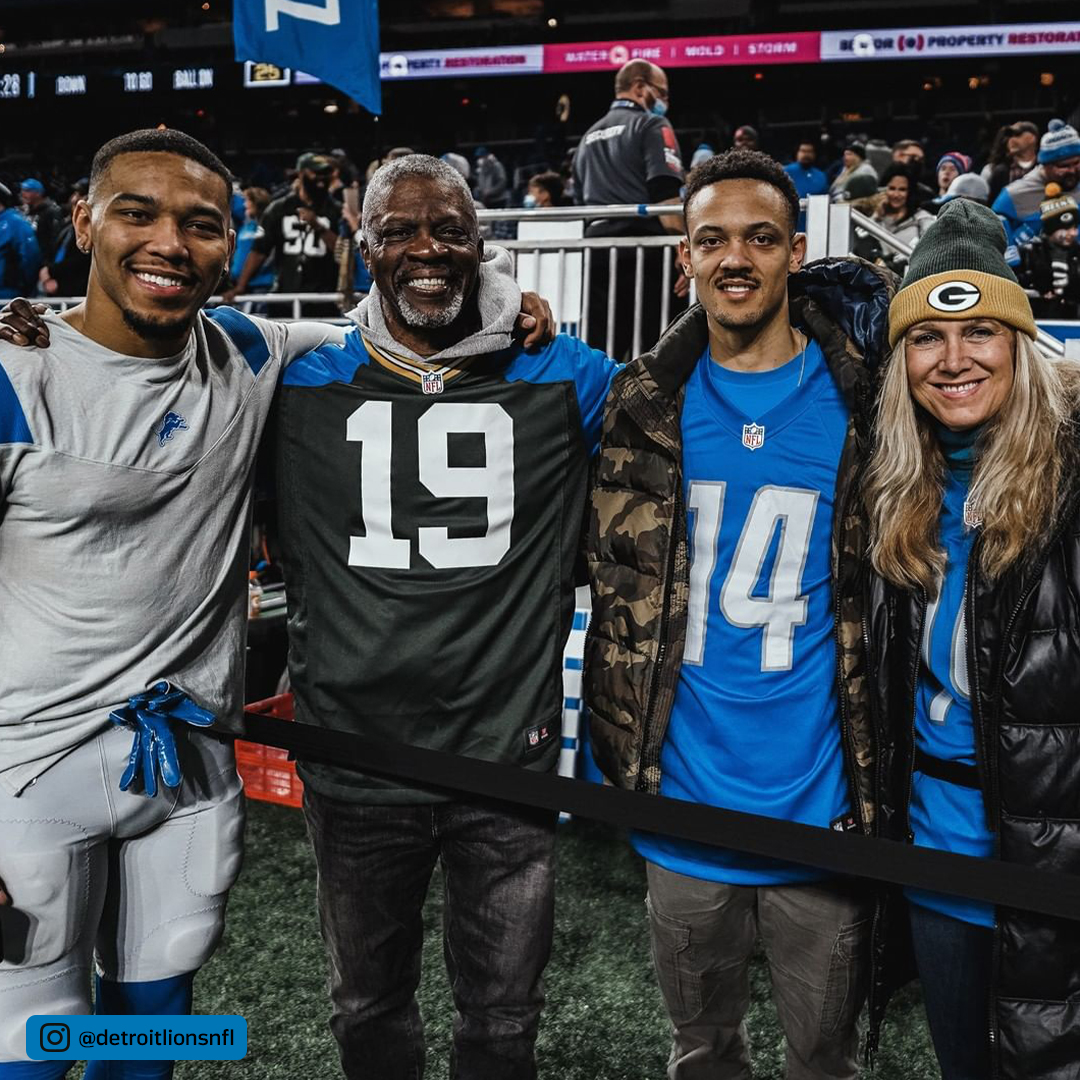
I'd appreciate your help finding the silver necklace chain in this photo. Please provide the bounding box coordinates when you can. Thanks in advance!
[794,330,808,387]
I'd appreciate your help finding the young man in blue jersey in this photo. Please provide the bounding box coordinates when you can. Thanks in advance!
[585,149,894,1078]
[270,155,619,1080]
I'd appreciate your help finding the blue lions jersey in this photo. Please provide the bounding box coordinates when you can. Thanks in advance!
[907,468,994,926]
[634,339,852,884]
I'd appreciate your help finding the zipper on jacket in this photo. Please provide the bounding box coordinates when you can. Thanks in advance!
[977,534,1059,1080]
[959,535,1001,1078]
[832,478,872,836]
[903,588,927,844]
[962,533,997,836]
[636,484,683,792]
[832,580,868,833]
[988,916,1001,1080]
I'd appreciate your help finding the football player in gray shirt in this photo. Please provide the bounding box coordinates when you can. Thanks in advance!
[0,128,550,1080]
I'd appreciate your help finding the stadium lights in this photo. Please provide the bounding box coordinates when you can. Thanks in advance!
[323,101,339,113]
[547,17,558,28]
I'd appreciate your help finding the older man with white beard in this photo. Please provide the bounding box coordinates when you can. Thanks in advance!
[270,154,620,1080]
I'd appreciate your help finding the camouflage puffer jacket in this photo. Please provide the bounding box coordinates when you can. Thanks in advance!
[583,258,895,834]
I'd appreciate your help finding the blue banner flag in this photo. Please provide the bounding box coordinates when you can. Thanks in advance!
[233,0,381,115]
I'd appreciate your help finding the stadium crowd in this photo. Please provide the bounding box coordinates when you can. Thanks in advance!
[6,110,1080,318]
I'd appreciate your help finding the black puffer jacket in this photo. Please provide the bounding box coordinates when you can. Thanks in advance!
[867,434,1080,1078]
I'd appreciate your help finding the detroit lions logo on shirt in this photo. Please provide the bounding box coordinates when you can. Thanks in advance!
[156,411,188,446]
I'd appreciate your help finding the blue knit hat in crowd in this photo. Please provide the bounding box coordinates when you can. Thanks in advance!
[1038,119,1080,165]
[935,152,972,176]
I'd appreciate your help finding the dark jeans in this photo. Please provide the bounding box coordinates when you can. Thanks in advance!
[909,903,994,1080]
[303,789,557,1080]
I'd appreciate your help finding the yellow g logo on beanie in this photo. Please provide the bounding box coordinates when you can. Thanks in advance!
[926,280,982,312]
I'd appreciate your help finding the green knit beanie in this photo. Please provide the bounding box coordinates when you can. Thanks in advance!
[888,198,1036,346]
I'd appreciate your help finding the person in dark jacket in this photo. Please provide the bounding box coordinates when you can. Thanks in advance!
[19,179,65,265]
[1016,183,1080,318]
[572,59,687,360]
[584,149,895,1078]
[863,197,1080,1080]
[38,177,91,298]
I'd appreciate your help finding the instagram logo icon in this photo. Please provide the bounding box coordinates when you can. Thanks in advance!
[39,1022,70,1053]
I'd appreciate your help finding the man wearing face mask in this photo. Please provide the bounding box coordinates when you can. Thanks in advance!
[573,59,686,360]
[225,151,342,315]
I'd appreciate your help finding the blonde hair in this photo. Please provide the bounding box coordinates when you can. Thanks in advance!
[864,331,1080,592]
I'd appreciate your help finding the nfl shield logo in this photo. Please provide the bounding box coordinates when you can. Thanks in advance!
[963,500,982,529]
[421,370,444,395]
[742,423,765,451]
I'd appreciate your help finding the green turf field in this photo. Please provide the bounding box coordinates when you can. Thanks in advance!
[154,799,941,1079]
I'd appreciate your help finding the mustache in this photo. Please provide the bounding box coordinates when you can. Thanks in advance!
[713,273,761,286]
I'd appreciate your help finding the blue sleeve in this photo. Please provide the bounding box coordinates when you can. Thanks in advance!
[573,343,620,454]
[990,190,1022,264]
[991,188,1017,230]
[504,335,620,454]
[0,361,33,445]
[205,307,271,376]
[281,329,367,387]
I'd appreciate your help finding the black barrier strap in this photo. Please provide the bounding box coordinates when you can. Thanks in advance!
[240,712,1080,923]
[913,748,980,790]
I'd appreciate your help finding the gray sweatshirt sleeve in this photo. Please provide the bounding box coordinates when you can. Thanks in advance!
[246,315,348,368]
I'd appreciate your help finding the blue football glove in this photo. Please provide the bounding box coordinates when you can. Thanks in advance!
[109,681,216,797]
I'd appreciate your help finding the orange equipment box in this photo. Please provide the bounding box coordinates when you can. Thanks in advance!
[236,693,303,809]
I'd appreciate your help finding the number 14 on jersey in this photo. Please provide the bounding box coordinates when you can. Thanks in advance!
[685,480,819,673]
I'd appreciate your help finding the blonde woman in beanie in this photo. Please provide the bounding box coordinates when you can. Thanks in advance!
[862,198,1080,1079]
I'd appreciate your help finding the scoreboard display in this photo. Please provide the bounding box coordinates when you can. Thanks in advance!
[0,61,319,103]
[0,71,34,99]
[243,61,292,87]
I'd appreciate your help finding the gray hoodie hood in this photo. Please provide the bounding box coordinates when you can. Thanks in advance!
[346,245,522,363]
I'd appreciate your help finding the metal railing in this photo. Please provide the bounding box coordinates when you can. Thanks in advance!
[31,197,1075,360]
[498,234,687,360]
[477,203,684,223]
